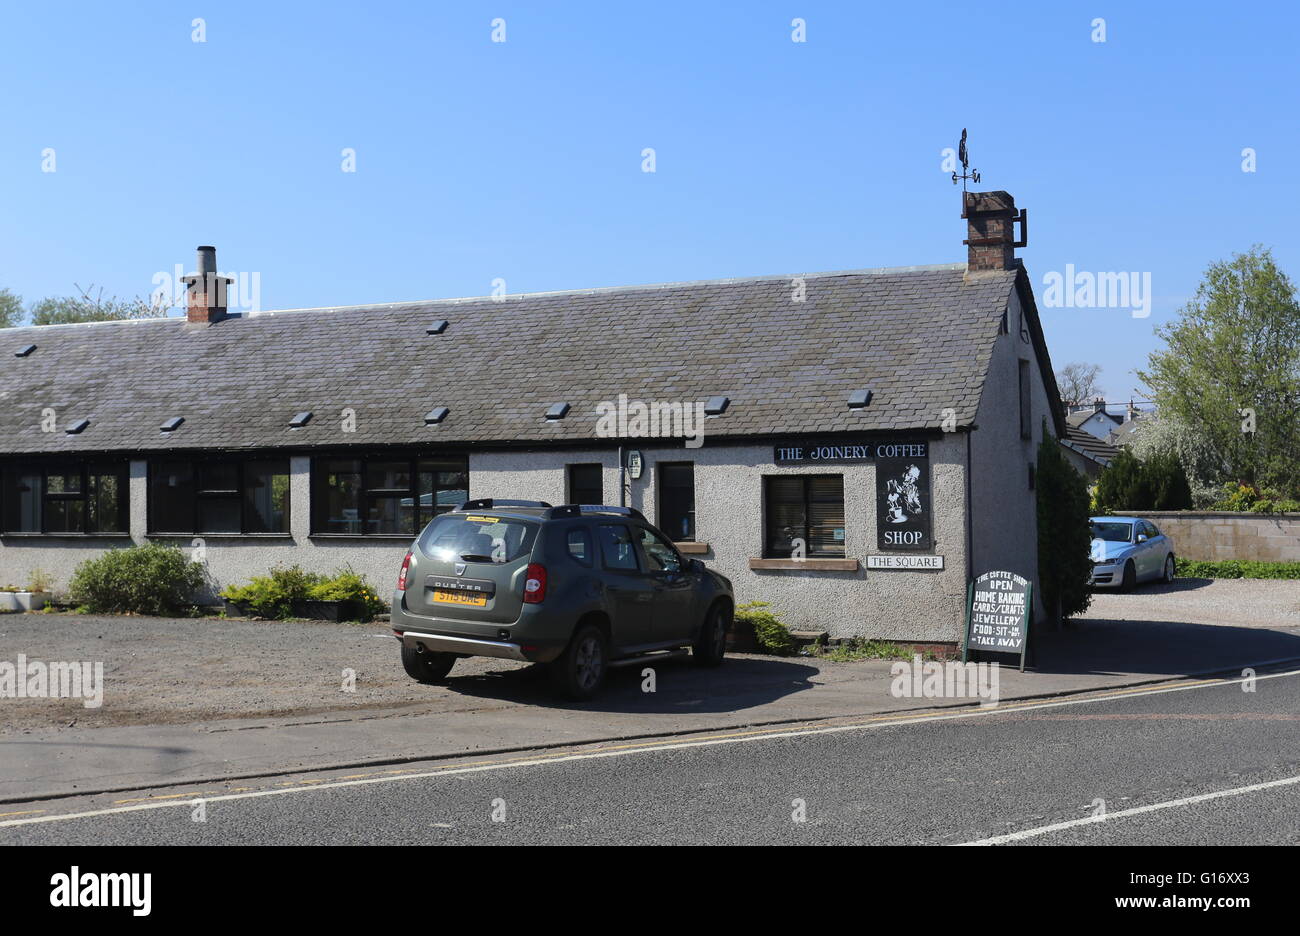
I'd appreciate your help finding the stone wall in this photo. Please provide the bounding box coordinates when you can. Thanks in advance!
[1127,511,1300,562]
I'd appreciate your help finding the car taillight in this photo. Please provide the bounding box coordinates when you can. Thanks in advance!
[397,551,412,591]
[523,563,547,604]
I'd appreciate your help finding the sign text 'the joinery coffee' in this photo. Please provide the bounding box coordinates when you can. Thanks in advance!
[773,439,933,552]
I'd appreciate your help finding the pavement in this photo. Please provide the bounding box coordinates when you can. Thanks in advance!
[2,577,1299,805]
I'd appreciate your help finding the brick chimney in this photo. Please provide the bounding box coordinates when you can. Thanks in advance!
[962,191,1027,273]
[181,246,234,324]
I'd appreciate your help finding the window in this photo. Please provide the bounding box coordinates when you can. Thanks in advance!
[764,475,845,558]
[567,464,603,506]
[2,462,129,535]
[566,527,593,566]
[417,512,538,564]
[597,523,639,570]
[312,455,467,536]
[657,462,695,541]
[637,525,683,573]
[149,459,290,534]
[1018,359,1032,440]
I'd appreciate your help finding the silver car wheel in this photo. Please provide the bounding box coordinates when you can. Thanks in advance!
[575,635,603,691]
[1164,555,1175,583]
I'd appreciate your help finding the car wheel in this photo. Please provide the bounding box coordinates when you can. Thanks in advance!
[1120,560,1136,592]
[1163,554,1176,584]
[692,603,729,667]
[551,624,608,701]
[401,644,456,684]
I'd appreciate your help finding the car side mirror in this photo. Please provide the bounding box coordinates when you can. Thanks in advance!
[1137,534,1148,543]
[690,558,705,573]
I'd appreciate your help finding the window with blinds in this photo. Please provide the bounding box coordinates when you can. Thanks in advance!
[763,475,845,558]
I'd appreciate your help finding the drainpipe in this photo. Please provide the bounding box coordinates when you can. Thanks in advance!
[618,445,625,507]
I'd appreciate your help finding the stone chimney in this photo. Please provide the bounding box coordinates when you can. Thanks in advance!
[962,191,1027,273]
[181,246,234,324]
[1093,397,1106,414]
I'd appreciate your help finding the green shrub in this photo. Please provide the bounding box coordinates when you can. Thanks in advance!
[221,565,321,619]
[222,565,385,620]
[1095,448,1192,512]
[1175,558,1300,579]
[68,544,210,616]
[307,568,387,619]
[1037,424,1093,621]
[734,600,797,655]
[813,637,934,662]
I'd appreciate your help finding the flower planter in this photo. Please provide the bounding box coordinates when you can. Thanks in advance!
[222,598,252,618]
[290,599,369,623]
[16,591,49,612]
[0,593,20,613]
[726,617,760,652]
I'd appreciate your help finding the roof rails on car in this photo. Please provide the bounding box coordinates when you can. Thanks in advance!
[455,498,553,511]
[546,504,646,520]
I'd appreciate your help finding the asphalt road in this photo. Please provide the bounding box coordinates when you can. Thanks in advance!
[4,669,1298,846]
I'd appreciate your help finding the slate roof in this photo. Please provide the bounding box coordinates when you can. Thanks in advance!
[1066,407,1123,430]
[1060,424,1120,466]
[0,264,1021,455]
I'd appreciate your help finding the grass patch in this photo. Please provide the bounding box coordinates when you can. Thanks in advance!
[805,637,943,662]
[1176,558,1300,580]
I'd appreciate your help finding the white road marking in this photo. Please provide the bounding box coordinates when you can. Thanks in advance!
[2,667,1297,830]
[957,773,1300,846]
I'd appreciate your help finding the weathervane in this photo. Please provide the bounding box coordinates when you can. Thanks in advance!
[951,128,980,191]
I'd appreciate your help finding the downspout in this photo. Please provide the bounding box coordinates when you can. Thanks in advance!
[618,445,625,507]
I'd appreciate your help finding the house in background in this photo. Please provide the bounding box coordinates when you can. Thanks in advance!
[0,190,1063,647]
[1067,399,1124,441]
[1059,424,1120,481]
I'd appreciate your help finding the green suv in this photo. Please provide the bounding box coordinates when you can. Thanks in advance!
[391,499,734,700]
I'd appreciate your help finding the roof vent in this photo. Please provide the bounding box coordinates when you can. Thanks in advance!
[160,417,185,433]
[847,389,873,409]
[545,403,570,421]
[66,418,90,435]
[426,320,449,335]
[289,411,313,429]
[15,344,36,358]
[704,396,730,416]
[424,407,450,425]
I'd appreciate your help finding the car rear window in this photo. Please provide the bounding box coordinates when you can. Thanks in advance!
[1090,522,1133,543]
[418,513,539,564]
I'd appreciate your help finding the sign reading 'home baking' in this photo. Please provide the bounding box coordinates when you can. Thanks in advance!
[773,439,932,551]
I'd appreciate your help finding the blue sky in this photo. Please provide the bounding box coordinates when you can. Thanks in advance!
[2,1,1296,404]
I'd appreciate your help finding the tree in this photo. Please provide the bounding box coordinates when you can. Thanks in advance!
[1055,361,1103,408]
[0,288,23,328]
[1126,412,1227,507]
[1095,448,1194,511]
[1037,423,1093,623]
[1138,246,1300,496]
[27,284,154,326]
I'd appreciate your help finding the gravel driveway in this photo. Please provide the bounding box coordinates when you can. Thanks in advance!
[3,577,1297,735]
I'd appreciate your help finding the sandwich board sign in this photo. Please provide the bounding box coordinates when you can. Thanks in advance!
[963,570,1032,672]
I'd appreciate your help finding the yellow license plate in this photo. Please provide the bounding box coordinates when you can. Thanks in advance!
[432,589,488,607]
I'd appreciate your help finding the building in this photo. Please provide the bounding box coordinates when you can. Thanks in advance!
[1059,424,1120,481]
[0,191,1063,646]
[1066,400,1124,440]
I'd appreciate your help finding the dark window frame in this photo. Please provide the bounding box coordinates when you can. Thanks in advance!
[656,461,696,542]
[566,463,604,506]
[147,457,292,535]
[762,474,846,559]
[1,460,130,536]
[310,453,469,537]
